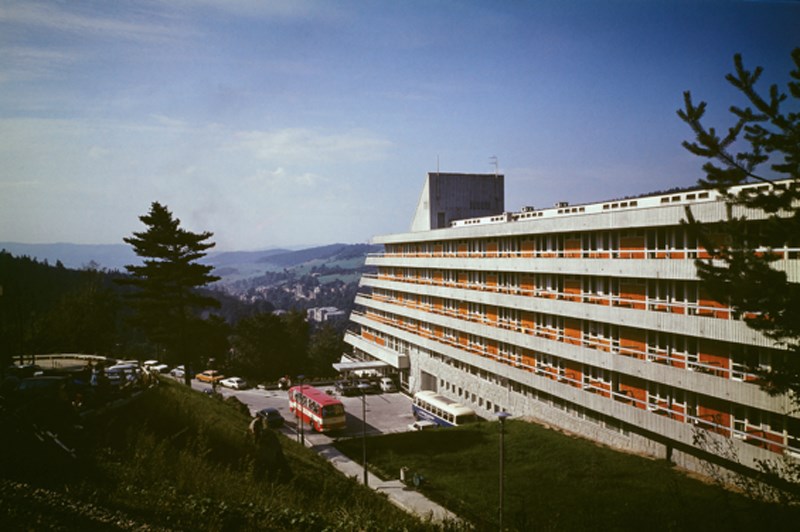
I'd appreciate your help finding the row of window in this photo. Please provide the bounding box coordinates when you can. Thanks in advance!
[431,359,632,437]
[381,221,799,260]
[371,270,745,321]
[361,299,781,384]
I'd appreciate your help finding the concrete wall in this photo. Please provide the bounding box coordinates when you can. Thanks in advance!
[410,173,504,231]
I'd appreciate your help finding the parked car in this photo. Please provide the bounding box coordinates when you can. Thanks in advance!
[220,377,247,389]
[170,365,185,378]
[335,380,360,397]
[150,364,169,374]
[379,377,397,393]
[356,379,381,394]
[106,364,139,387]
[256,407,285,428]
[195,370,224,384]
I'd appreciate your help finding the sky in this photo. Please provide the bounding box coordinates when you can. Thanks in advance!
[1,0,798,251]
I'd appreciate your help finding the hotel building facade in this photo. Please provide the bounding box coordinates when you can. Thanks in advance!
[344,172,800,472]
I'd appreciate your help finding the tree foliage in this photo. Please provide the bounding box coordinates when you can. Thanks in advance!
[678,48,800,397]
[1,253,116,369]
[229,311,309,382]
[307,322,349,377]
[120,202,222,383]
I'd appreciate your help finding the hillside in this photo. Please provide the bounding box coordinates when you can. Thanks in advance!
[0,379,440,531]
[0,242,137,271]
[0,241,381,287]
[207,242,382,286]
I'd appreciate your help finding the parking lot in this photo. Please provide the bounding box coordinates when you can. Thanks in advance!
[190,380,417,446]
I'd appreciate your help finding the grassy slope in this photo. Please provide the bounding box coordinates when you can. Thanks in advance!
[1,380,444,531]
[335,420,800,531]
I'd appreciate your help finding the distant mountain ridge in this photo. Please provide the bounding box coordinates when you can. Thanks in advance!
[0,242,137,271]
[257,243,379,267]
[0,242,381,282]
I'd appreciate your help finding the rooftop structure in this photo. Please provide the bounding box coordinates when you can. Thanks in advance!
[410,172,504,231]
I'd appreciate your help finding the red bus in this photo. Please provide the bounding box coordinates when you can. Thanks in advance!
[288,385,346,432]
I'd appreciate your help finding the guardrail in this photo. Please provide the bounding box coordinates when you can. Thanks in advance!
[13,353,113,369]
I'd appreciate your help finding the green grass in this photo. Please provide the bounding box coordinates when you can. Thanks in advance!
[1,380,456,531]
[334,420,800,531]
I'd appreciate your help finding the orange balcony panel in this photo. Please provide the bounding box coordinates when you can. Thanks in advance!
[618,376,647,409]
[565,238,581,258]
[521,240,534,257]
[620,236,645,259]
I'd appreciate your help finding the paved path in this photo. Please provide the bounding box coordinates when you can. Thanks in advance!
[312,442,460,524]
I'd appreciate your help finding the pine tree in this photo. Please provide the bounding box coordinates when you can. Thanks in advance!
[678,48,800,399]
[121,202,221,384]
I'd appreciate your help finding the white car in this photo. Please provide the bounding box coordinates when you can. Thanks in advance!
[150,364,169,374]
[106,364,139,387]
[169,365,185,378]
[220,377,247,389]
[379,377,397,392]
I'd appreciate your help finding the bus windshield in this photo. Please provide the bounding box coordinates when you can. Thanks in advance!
[322,404,344,417]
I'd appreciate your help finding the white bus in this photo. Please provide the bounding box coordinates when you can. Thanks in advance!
[411,391,477,427]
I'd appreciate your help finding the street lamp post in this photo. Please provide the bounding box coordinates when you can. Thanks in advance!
[358,383,370,486]
[297,374,305,446]
[497,411,510,531]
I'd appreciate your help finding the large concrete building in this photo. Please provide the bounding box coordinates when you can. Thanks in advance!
[345,171,800,472]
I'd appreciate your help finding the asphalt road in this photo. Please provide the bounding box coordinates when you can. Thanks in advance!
[188,378,417,446]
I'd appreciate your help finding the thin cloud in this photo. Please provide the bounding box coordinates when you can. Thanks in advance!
[0,1,194,43]
[248,167,325,188]
[0,179,41,190]
[157,0,335,20]
[234,128,392,164]
[0,46,79,83]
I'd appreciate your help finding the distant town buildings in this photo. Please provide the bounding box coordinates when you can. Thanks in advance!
[307,306,346,323]
[345,171,800,475]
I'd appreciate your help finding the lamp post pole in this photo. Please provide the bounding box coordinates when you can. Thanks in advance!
[497,412,510,531]
[297,374,305,446]
[358,383,370,486]
[209,357,217,394]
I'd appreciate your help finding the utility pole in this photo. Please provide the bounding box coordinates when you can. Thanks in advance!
[497,411,510,530]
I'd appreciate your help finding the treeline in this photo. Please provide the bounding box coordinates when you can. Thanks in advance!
[0,251,346,382]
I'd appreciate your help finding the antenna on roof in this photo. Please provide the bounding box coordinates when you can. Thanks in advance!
[490,155,498,177]
[437,155,440,175]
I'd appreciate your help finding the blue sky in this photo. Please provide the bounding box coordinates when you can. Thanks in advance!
[1,0,797,251]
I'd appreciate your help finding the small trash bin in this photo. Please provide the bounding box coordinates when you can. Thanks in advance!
[400,466,409,483]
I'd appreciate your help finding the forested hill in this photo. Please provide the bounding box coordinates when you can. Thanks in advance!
[0,242,136,271]
[206,243,382,286]
[0,251,271,369]
[0,242,382,284]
